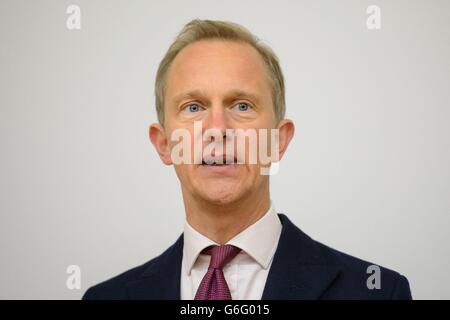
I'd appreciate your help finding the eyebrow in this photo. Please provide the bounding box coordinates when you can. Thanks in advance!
[172,89,262,106]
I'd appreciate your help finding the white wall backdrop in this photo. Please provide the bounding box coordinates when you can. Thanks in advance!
[0,0,449,299]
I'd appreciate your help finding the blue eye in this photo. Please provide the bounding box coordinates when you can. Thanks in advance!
[186,104,201,112]
[236,102,250,111]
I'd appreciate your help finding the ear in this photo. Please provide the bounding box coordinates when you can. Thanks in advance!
[277,119,295,161]
[149,123,173,165]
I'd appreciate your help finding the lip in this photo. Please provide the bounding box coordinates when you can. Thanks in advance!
[198,163,240,175]
[202,154,237,165]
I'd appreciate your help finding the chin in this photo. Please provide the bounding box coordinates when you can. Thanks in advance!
[195,182,246,206]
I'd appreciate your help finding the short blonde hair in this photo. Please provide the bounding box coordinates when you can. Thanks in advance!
[154,19,286,125]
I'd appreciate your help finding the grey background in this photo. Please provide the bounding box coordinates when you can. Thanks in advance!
[1,0,449,299]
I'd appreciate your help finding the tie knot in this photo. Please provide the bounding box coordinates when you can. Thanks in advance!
[202,245,241,270]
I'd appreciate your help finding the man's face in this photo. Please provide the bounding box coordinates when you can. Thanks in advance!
[150,40,293,205]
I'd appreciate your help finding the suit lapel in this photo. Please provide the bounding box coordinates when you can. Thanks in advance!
[126,234,184,299]
[262,214,342,299]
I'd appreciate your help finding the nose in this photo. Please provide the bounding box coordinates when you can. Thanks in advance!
[202,104,230,140]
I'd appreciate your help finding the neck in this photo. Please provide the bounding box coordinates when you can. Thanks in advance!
[183,185,271,244]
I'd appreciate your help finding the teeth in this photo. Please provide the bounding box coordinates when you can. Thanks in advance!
[202,154,237,165]
[201,153,242,165]
[202,160,235,165]
[202,162,225,166]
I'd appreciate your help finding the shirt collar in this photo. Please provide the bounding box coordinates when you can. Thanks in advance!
[182,201,282,275]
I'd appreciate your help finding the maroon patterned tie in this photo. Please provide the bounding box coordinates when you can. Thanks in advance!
[194,244,241,300]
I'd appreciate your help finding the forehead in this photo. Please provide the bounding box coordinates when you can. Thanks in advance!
[165,40,271,101]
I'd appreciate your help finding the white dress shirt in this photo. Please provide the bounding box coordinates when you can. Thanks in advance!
[180,201,282,300]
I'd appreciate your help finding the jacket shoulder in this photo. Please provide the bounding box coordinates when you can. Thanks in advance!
[82,257,157,300]
[313,239,412,299]
[82,236,181,300]
[277,213,412,299]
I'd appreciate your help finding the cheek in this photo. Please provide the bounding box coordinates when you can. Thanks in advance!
[166,126,197,158]
[173,165,184,180]
[174,165,195,187]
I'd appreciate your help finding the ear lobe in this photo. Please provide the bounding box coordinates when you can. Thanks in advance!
[149,123,173,165]
[277,119,295,161]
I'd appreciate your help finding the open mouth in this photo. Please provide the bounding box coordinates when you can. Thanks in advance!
[199,156,241,175]
[201,155,239,166]
[201,160,236,166]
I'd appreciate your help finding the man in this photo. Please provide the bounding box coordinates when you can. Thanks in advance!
[83,19,412,300]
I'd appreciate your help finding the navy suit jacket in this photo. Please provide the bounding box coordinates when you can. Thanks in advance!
[83,214,412,300]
